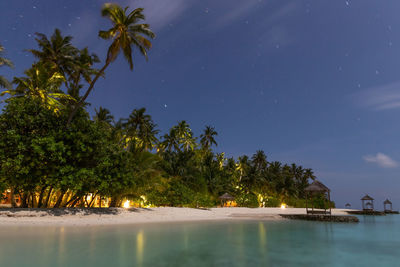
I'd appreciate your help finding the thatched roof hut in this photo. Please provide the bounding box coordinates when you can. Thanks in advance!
[361,194,374,201]
[384,199,392,205]
[361,194,374,211]
[218,193,235,207]
[384,199,393,212]
[305,180,331,215]
[219,193,235,200]
[305,180,330,193]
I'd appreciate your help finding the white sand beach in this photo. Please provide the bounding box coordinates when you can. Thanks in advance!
[0,207,351,226]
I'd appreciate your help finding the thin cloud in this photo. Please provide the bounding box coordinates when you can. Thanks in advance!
[353,81,400,111]
[214,1,262,29]
[363,153,398,168]
[214,1,298,31]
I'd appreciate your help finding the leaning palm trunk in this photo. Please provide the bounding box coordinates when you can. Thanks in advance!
[53,190,66,208]
[67,61,110,125]
[43,187,53,208]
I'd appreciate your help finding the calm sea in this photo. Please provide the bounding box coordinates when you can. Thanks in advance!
[0,215,399,266]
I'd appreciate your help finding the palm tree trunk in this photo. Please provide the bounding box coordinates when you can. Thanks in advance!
[67,61,111,126]
[10,187,17,208]
[44,186,53,208]
[64,193,79,207]
[53,190,66,208]
[37,186,47,208]
[20,192,29,208]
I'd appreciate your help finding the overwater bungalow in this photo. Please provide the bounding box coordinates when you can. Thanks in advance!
[361,194,374,211]
[383,199,393,212]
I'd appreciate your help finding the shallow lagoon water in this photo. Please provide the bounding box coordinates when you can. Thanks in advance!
[0,215,399,266]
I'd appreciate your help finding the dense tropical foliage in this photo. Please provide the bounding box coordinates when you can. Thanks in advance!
[0,3,330,209]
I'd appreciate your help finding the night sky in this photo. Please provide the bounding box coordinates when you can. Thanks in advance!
[1,0,400,209]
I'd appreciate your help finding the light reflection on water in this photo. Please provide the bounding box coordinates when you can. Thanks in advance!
[0,216,400,266]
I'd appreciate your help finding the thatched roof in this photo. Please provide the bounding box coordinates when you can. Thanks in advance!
[384,199,392,205]
[304,180,330,192]
[361,194,374,201]
[219,193,235,200]
[345,203,351,207]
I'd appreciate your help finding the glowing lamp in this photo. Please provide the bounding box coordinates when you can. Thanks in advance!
[280,204,286,209]
[123,200,130,209]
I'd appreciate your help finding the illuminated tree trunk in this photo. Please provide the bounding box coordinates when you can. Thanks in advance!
[10,187,16,208]
[44,187,53,208]
[53,190,66,208]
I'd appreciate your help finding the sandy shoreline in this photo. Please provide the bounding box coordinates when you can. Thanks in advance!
[0,207,351,226]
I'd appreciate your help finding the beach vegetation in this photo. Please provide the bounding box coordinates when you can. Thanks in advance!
[0,3,331,209]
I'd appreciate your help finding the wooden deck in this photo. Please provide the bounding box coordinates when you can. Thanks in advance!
[346,210,386,216]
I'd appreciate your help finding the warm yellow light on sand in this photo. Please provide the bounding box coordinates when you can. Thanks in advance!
[280,204,286,209]
[123,200,130,208]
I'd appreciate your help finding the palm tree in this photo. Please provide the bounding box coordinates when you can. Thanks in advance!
[0,44,13,89]
[200,125,218,150]
[1,63,74,111]
[28,29,79,82]
[94,107,114,124]
[28,29,100,101]
[124,108,159,151]
[251,150,268,171]
[67,3,155,125]
[159,130,180,152]
[68,48,100,100]
[175,121,197,151]
[215,152,225,169]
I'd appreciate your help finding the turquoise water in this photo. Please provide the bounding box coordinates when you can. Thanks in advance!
[0,216,399,266]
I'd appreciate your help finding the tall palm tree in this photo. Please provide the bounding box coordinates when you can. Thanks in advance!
[28,29,79,82]
[0,44,13,89]
[200,125,218,150]
[94,107,114,124]
[67,3,155,125]
[68,48,100,100]
[28,29,100,101]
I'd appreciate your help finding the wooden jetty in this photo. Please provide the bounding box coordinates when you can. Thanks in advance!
[280,214,359,223]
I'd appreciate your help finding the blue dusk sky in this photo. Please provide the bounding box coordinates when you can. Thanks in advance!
[1,0,400,208]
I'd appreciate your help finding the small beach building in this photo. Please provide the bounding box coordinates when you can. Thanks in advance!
[0,189,21,208]
[218,193,236,207]
[304,180,331,215]
[345,203,351,208]
[384,199,393,212]
[361,195,374,211]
